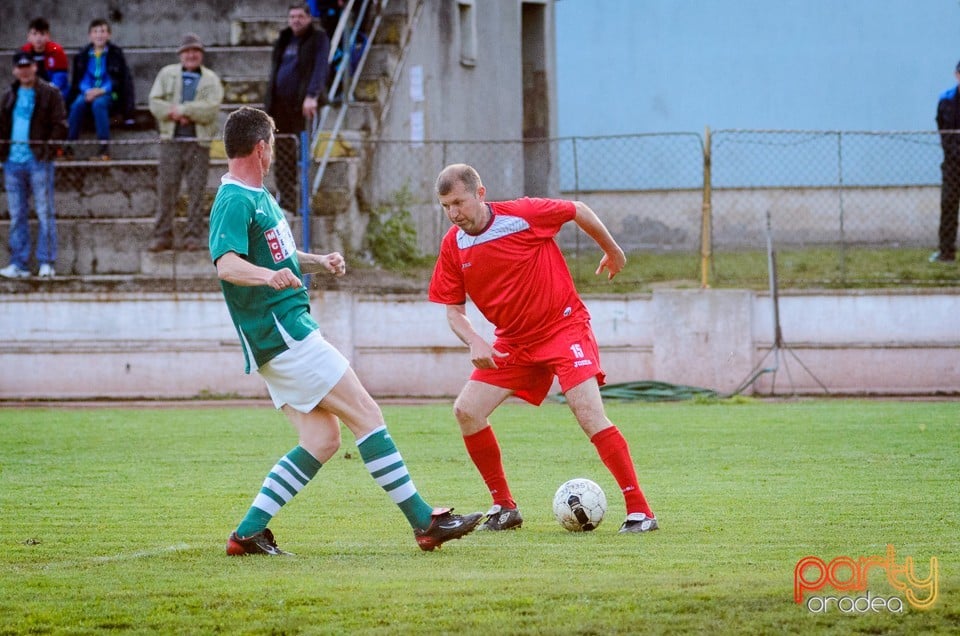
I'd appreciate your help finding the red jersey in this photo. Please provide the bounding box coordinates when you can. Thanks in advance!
[21,41,69,76]
[429,197,590,344]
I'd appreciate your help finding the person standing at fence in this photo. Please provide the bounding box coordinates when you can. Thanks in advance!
[64,18,134,161]
[0,51,67,279]
[265,2,330,211]
[22,17,70,103]
[933,60,960,263]
[147,33,224,252]
[209,107,482,555]
[428,163,659,534]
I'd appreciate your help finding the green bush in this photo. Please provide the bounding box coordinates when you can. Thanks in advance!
[365,185,422,268]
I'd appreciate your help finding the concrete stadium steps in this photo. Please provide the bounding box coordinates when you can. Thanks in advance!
[229,17,287,46]
[0,212,303,277]
[51,159,234,216]
[125,45,271,100]
[0,2,418,279]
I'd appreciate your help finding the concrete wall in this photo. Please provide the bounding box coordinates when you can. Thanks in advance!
[553,186,941,252]
[2,289,957,400]
[0,0,285,50]
[368,1,556,206]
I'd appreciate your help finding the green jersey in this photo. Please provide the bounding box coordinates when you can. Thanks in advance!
[208,176,318,373]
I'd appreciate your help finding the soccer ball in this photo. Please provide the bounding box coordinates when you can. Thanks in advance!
[552,478,607,531]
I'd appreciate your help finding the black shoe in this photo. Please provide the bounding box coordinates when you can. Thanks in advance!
[226,528,292,556]
[478,504,523,531]
[618,513,659,534]
[414,507,483,551]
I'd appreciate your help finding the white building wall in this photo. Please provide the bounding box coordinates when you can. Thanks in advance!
[2,290,957,400]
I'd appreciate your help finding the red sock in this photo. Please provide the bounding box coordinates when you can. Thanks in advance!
[591,426,654,517]
[463,426,516,509]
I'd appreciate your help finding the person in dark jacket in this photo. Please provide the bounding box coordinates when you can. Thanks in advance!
[64,18,134,160]
[933,60,960,263]
[0,51,67,279]
[265,2,330,211]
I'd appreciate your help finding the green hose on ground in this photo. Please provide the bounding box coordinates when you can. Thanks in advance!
[553,380,719,403]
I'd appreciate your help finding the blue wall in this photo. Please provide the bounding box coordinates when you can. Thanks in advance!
[556,0,960,135]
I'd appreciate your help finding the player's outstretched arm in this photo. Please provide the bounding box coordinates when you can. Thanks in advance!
[215,251,302,290]
[572,201,626,280]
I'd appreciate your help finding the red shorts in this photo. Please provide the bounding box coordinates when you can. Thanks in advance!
[470,320,606,405]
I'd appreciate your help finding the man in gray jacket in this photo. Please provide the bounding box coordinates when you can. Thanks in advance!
[147,33,223,252]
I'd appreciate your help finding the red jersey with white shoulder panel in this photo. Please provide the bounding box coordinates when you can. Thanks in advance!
[429,197,589,344]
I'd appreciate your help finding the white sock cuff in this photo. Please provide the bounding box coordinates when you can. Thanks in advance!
[355,424,387,446]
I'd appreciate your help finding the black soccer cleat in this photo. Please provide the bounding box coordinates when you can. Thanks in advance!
[226,528,292,556]
[618,513,659,534]
[414,507,483,551]
[478,504,524,531]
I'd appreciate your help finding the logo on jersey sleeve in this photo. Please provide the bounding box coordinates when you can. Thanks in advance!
[264,218,297,263]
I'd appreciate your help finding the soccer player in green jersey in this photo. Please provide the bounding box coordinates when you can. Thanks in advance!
[208,107,482,554]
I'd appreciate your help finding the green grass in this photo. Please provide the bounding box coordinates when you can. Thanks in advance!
[1,400,958,634]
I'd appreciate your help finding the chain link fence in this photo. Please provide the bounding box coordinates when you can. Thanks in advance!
[2,130,958,287]
[361,131,958,288]
[708,130,948,287]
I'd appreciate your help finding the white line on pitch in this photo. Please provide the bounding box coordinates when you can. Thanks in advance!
[34,543,194,570]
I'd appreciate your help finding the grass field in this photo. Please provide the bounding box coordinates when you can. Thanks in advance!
[1,400,957,634]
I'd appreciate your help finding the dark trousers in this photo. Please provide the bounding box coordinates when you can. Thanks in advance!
[939,159,960,259]
[272,107,305,212]
[154,139,211,242]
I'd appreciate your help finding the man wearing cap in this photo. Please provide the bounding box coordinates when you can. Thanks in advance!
[147,33,224,252]
[0,51,67,279]
[933,60,960,263]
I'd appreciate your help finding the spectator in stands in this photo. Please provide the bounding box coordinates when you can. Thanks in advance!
[266,2,330,211]
[0,51,67,279]
[309,0,352,41]
[65,18,134,161]
[22,17,70,102]
[147,33,224,252]
[933,60,960,263]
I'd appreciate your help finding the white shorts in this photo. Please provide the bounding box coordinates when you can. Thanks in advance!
[258,330,350,413]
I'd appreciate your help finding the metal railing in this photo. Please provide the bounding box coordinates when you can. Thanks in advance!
[308,0,383,194]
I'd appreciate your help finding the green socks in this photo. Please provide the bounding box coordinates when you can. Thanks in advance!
[357,425,434,529]
[235,428,433,536]
[236,445,322,537]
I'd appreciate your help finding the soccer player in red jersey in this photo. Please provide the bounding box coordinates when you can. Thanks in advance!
[428,163,658,534]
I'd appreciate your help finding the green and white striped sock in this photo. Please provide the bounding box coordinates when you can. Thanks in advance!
[235,445,322,537]
[357,425,434,529]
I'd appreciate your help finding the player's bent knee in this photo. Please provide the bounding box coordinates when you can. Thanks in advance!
[302,434,341,463]
[452,402,484,434]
